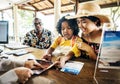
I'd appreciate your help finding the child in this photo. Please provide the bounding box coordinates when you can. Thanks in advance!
[42,15,82,61]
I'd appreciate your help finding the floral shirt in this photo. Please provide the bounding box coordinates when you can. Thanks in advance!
[23,29,52,49]
[81,37,100,59]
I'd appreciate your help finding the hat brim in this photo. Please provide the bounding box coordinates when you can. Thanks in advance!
[65,14,111,23]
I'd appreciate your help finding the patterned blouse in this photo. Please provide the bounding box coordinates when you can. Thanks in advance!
[23,29,52,49]
[81,37,100,59]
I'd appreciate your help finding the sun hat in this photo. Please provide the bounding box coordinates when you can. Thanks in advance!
[66,2,111,24]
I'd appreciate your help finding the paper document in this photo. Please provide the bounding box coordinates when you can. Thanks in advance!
[5,42,29,49]
[61,61,84,75]
[4,49,29,56]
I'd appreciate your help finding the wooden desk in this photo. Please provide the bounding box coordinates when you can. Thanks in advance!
[95,66,120,84]
[21,47,96,84]
[1,47,120,84]
[27,59,96,84]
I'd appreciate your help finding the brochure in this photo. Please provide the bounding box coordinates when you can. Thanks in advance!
[98,31,120,69]
[60,61,84,75]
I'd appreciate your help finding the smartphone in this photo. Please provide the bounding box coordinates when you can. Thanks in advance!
[33,59,53,75]
[36,59,53,68]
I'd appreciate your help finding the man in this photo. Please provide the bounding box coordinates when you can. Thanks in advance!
[23,18,52,49]
[0,58,42,84]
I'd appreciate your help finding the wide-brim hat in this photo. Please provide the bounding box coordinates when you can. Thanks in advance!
[66,2,111,24]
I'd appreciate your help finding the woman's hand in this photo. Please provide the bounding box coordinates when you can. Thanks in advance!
[76,42,97,60]
[76,42,90,52]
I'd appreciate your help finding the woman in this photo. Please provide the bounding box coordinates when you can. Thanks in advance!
[67,2,111,55]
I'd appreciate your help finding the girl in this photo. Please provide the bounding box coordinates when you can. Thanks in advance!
[42,15,82,61]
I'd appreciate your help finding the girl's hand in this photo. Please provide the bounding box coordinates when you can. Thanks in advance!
[42,54,52,61]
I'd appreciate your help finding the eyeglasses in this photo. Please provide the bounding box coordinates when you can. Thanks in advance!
[34,22,41,26]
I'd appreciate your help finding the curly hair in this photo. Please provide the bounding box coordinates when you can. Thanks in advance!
[56,15,79,36]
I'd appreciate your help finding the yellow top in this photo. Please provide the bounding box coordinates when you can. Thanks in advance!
[51,36,82,57]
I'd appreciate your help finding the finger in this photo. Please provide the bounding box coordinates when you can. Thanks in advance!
[47,54,52,61]
[31,60,43,69]
[29,69,33,75]
[25,78,28,82]
[56,56,60,61]
[42,56,50,61]
[41,59,48,62]
[21,81,26,84]
[22,78,28,84]
[78,42,82,47]
[47,57,51,61]
[23,78,28,83]
[19,77,27,84]
[33,63,44,69]
[26,69,33,76]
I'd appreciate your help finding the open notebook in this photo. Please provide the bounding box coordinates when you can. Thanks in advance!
[98,31,120,69]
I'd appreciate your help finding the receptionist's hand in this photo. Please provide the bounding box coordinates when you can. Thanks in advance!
[14,67,33,84]
[24,60,44,69]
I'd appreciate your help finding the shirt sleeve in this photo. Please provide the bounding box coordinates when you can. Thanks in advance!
[50,36,61,49]
[0,59,25,71]
[0,70,18,84]
[71,44,81,57]
[23,32,31,45]
[23,30,35,46]
[71,37,82,57]
[42,29,52,49]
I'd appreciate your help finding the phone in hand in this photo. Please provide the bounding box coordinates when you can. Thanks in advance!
[36,59,53,68]
[32,59,53,75]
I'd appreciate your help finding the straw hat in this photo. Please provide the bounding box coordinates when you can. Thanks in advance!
[66,2,111,23]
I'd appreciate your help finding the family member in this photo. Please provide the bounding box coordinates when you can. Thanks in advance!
[59,2,111,67]
[23,18,52,49]
[67,2,111,55]
[42,15,82,61]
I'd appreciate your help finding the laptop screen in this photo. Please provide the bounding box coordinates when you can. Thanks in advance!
[0,21,8,44]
